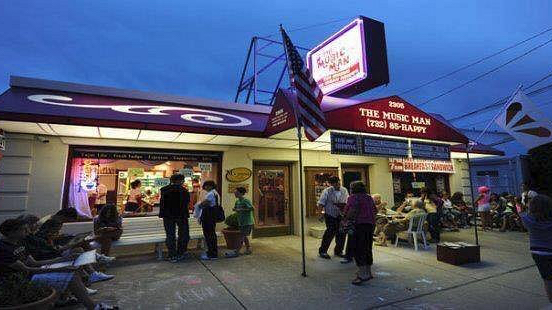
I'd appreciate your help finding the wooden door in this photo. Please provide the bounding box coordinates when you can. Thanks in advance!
[305,167,339,217]
[252,163,292,237]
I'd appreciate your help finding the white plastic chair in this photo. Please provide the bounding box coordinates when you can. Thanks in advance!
[394,213,428,251]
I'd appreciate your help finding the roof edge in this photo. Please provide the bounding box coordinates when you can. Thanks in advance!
[9,75,272,114]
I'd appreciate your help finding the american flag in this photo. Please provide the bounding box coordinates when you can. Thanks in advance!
[280,26,327,142]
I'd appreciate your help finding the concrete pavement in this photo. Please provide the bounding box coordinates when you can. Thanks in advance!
[86,228,548,309]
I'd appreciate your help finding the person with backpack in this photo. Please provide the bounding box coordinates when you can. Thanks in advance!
[159,174,190,263]
[196,181,221,260]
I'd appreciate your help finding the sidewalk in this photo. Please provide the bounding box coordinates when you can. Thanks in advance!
[88,229,548,309]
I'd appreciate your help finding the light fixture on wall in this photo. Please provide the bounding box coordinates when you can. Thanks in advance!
[35,135,50,144]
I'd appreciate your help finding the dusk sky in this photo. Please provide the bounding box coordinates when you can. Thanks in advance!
[1,1,551,155]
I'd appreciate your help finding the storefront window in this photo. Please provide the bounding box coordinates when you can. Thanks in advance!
[392,172,450,206]
[65,147,221,219]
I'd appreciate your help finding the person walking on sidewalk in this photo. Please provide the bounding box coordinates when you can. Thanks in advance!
[343,181,377,285]
[520,194,552,303]
[317,176,349,259]
[159,174,191,262]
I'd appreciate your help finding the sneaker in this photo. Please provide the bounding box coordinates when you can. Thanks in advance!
[169,256,178,263]
[86,287,98,295]
[319,252,331,259]
[94,303,119,310]
[176,253,191,261]
[89,271,115,283]
[96,253,116,263]
[200,253,218,261]
[224,251,239,258]
[340,257,353,264]
[244,248,252,255]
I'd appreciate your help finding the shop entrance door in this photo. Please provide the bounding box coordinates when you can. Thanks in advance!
[305,167,339,217]
[342,165,369,193]
[252,163,292,237]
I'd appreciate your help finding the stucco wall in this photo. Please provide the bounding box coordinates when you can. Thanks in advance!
[1,134,470,235]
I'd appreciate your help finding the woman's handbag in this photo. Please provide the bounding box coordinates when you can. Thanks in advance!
[213,193,226,223]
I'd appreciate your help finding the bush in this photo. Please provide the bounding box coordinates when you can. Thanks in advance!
[0,273,52,307]
[224,213,240,230]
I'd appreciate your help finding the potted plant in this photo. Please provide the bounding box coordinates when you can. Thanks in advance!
[222,213,242,250]
[0,273,58,310]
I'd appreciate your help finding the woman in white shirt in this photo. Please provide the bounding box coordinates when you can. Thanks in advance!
[125,180,142,213]
[195,181,220,260]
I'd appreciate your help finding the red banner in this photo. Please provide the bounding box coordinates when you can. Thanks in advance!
[325,96,468,144]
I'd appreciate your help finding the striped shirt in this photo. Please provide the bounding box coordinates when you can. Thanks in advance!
[318,186,349,218]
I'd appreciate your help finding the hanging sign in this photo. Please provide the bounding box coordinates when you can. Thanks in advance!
[154,178,171,187]
[361,136,409,157]
[330,132,409,157]
[128,168,145,177]
[180,168,194,178]
[199,162,212,172]
[226,167,252,182]
[411,142,450,160]
[411,182,426,189]
[389,158,455,174]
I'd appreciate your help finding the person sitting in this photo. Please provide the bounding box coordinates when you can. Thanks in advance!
[125,180,142,214]
[94,204,123,258]
[395,191,415,213]
[372,194,389,244]
[0,218,117,310]
[451,192,471,228]
[440,192,459,230]
[40,208,79,225]
[35,219,114,283]
[375,199,427,247]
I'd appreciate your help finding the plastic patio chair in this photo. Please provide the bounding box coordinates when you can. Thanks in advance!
[394,213,428,251]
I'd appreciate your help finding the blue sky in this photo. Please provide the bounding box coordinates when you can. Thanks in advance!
[1,1,551,155]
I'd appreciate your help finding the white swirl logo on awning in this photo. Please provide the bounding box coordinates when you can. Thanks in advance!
[27,94,253,127]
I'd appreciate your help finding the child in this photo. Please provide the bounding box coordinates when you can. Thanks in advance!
[226,187,254,257]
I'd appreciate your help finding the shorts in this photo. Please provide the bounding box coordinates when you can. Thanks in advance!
[477,204,491,212]
[532,253,552,280]
[31,272,74,292]
[240,225,253,236]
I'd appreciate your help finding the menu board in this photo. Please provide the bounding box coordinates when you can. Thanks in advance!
[331,132,409,158]
[330,132,361,155]
[361,137,409,157]
[411,142,450,160]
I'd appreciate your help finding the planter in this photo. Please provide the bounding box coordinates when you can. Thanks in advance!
[0,288,58,310]
[222,228,242,250]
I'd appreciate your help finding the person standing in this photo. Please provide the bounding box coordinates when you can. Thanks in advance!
[197,181,220,260]
[94,180,108,215]
[521,182,538,208]
[520,194,552,303]
[125,180,142,213]
[225,187,254,257]
[421,188,441,243]
[475,186,492,231]
[159,174,191,262]
[342,181,377,285]
[317,176,349,259]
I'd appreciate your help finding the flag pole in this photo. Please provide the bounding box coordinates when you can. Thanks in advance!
[466,84,521,245]
[280,24,307,277]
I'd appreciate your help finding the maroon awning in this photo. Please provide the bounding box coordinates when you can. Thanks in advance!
[0,76,271,137]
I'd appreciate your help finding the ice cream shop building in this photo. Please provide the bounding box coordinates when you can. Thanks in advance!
[0,75,501,236]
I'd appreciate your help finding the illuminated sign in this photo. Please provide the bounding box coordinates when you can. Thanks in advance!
[307,19,367,96]
[389,158,455,174]
[307,16,389,98]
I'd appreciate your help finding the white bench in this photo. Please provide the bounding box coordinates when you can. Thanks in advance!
[61,217,220,259]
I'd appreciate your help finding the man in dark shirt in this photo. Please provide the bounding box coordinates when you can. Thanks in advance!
[159,173,191,262]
